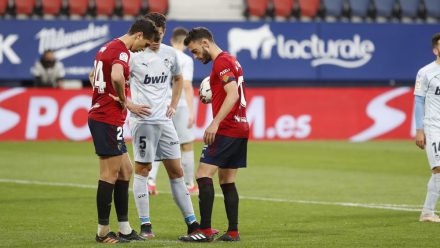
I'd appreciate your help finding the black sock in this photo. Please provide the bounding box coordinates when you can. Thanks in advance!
[197,177,214,229]
[221,183,239,231]
[97,180,115,225]
[114,180,129,222]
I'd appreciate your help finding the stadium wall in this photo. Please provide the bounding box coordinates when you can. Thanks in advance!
[0,87,414,141]
[0,19,437,83]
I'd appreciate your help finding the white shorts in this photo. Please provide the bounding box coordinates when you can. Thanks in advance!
[130,121,181,163]
[172,106,195,144]
[425,128,440,169]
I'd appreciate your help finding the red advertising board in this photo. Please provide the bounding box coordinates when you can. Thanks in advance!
[0,87,415,141]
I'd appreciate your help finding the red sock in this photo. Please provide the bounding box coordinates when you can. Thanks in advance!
[199,228,213,236]
[227,230,239,238]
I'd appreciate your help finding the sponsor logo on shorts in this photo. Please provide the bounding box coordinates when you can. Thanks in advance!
[170,141,179,145]
[117,143,122,151]
[140,149,145,157]
[436,154,440,161]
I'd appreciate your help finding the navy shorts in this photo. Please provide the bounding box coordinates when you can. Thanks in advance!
[88,118,127,157]
[200,134,248,169]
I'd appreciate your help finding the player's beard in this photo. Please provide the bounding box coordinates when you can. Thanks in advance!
[201,48,212,64]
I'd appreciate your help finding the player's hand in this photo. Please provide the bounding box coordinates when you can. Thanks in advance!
[166,105,176,118]
[204,121,219,145]
[415,129,426,150]
[108,93,127,112]
[126,101,151,118]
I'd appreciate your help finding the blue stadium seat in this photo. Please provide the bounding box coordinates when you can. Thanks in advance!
[349,0,370,21]
[399,0,420,22]
[323,0,344,21]
[424,0,440,22]
[373,0,395,22]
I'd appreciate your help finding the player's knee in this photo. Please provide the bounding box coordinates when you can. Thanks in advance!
[181,143,193,151]
[134,162,151,177]
[168,167,183,179]
[432,166,440,174]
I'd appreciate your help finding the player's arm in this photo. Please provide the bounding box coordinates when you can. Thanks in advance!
[414,69,428,150]
[111,63,127,109]
[204,82,239,145]
[168,74,183,118]
[183,78,195,128]
[415,95,426,150]
[88,70,95,87]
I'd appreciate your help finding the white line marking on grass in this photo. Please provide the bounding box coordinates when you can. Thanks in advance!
[0,178,422,212]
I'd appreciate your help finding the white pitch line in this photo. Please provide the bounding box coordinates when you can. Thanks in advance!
[0,178,422,212]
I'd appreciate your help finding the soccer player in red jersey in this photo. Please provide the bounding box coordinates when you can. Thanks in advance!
[88,18,159,244]
[179,27,249,242]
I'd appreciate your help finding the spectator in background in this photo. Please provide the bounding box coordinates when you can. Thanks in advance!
[31,49,65,88]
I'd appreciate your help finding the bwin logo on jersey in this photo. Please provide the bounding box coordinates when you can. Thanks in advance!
[228,24,375,69]
[143,72,168,84]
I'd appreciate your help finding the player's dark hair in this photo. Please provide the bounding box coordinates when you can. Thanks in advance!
[128,18,160,42]
[184,27,214,46]
[144,12,167,30]
[171,27,188,43]
[432,33,440,48]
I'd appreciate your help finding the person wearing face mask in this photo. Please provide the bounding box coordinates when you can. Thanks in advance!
[31,50,66,88]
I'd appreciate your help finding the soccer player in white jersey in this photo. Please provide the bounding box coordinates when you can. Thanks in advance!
[148,27,198,195]
[129,13,200,238]
[415,33,440,223]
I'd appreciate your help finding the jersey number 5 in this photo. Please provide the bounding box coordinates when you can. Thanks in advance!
[93,60,106,94]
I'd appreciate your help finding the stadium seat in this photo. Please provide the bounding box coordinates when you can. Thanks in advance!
[245,0,269,19]
[121,0,142,17]
[373,0,395,22]
[348,0,370,22]
[95,0,116,17]
[147,0,169,15]
[41,0,62,17]
[272,0,295,19]
[322,0,344,21]
[399,0,420,22]
[298,0,320,20]
[15,0,36,17]
[68,0,89,17]
[0,0,7,16]
[424,0,440,22]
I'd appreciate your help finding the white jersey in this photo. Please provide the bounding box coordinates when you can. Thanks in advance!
[129,44,181,124]
[414,61,440,129]
[167,49,194,107]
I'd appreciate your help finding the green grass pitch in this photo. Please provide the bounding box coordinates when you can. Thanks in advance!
[0,141,438,247]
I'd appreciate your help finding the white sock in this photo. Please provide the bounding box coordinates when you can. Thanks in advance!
[181,151,195,187]
[97,224,110,237]
[118,221,132,235]
[170,177,197,224]
[149,162,160,182]
[133,174,151,225]
[422,173,440,214]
